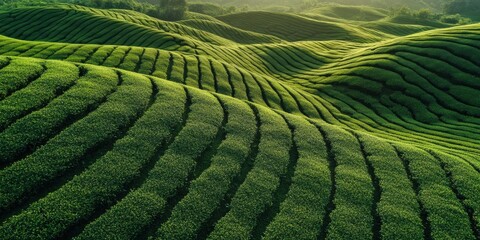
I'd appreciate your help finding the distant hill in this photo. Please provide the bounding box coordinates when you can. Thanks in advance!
[193,0,450,11]
[302,4,389,21]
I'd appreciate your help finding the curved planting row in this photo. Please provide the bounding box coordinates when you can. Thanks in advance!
[216,11,385,42]
[0,56,478,240]
[179,19,282,44]
[0,6,479,239]
[0,6,197,51]
[61,4,281,45]
[0,5,287,50]
[0,28,478,158]
[0,37,348,125]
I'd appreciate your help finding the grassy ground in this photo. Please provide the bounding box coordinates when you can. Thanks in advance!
[0,4,478,240]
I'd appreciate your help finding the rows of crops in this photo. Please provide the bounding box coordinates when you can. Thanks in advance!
[0,4,479,239]
[217,11,387,42]
[0,56,478,239]
[0,6,196,50]
[0,35,347,123]
[0,4,287,51]
[0,4,442,55]
[0,26,477,158]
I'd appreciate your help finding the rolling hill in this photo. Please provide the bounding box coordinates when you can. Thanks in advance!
[0,4,478,240]
[190,0,450,12]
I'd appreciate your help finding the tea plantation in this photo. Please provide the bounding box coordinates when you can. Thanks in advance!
[0,4,478,240]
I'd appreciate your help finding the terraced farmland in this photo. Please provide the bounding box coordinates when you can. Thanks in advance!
[0,3,479,240]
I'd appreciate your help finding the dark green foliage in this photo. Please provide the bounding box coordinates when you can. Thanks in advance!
[444,0,480,18]
[208,105,292,239]
[76,86,224,240]
[0,58,44,100]
[74,80,187,240]
[357,133,424,239]
[440,14,471,24]
[0,60,79,130]
[156,0,187,20]
[263,116,330,239]
[321,124,373,240]
[156,97,256,239]
[0,70,152,239]
[388,6,472,25]
[0,4,478,240]
[395,144,476,239]
[0,0,159,19]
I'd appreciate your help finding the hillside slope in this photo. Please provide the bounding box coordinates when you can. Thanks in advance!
[217,11,390,42]
[191,0,450,12]
[302,5,389,22]
[0,4,478,240]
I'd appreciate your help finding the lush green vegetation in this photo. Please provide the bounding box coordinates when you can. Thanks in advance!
[0,0,186,20]
[188,2,236,16]
[193,0,451,12]
[445,0,480,19]
[0,2,478,240]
